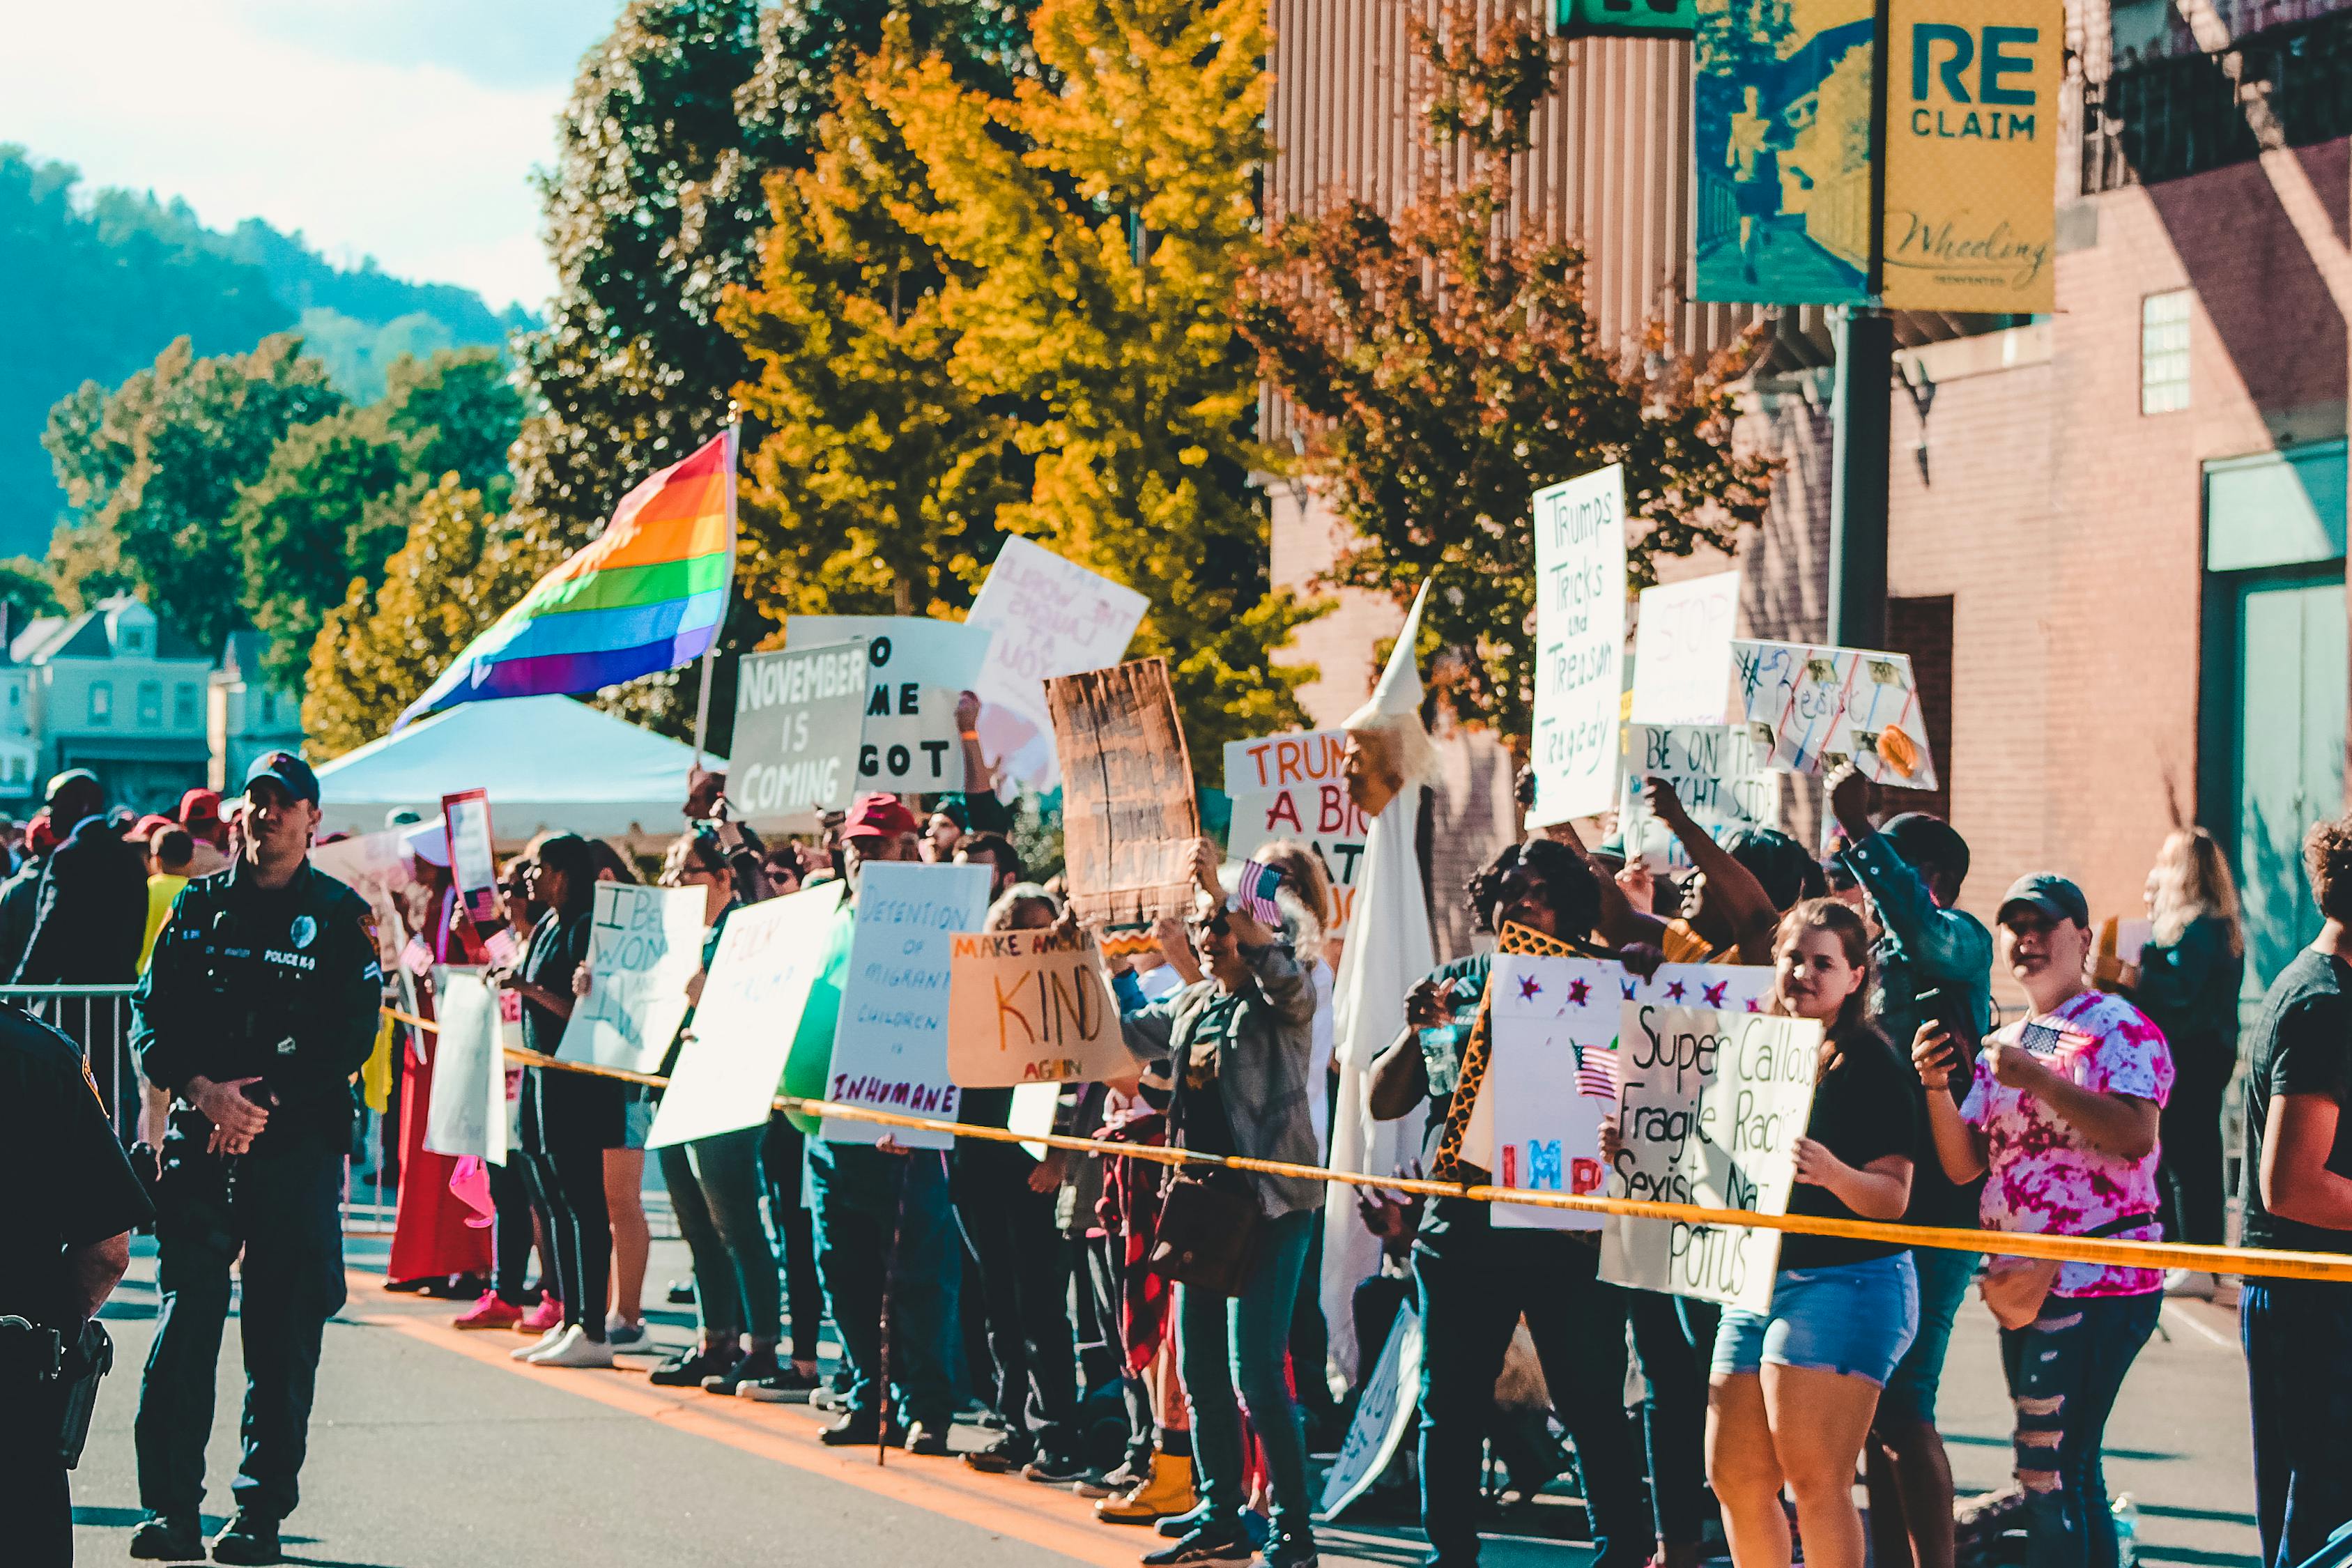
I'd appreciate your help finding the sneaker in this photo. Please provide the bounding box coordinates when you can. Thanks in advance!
[1101,1454,1197,1525]
[739,1364,823,1403]
[705,1345,778,1394]
[510,1324,567,1361]
[516,1295,564,1335]
[128,1513,203,1560]
[810,1383,849,1413]
[964,1435,1034,1474]
[606,1316,647,1348]
[650,1346,739,1388]
[820,1411,883,1447]
[454,1291,524,1330]
[1024,1450,1091,1484]
[527,1323,616,1368]
[1140,1523,1254,1565]
[1076,1458,1142,1498]
[208,1511,284,1566]
[1153,1500,1215,1537]
[1266,1528,1319,1568]
[902,1420,951,1457]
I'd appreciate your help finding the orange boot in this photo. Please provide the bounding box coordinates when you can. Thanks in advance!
[1096,1453,1196,1525]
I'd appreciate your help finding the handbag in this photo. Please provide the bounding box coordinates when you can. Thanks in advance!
[1148,1172,1263,1296]
[1979,1212,2158,1330]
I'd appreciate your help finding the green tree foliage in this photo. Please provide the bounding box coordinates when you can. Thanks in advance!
[383,348,523,503]
[0,559,60,624]
[1240,3,1777,741]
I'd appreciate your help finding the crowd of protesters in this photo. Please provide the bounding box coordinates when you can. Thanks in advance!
[39,722,2351,1568]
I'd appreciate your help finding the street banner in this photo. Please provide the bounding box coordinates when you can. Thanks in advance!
[424,967,506,1165]
[729,642,868,830]
[1223,728,1365,930]
[1477,959,1772,1229]
[946,927,1128,1087]
[1881,0,2061,313]
[1599,1005,1821,1311]
[1528,465,1628,827]
[647,882,845,1148]
[1316,1300,1424,1520]
[1617,723,1778,872]
[440,788,499,933]
[1693,0,1876,305]
[555,882,707,1075]
[966,538,1151,788]
[785,615,994,792]
[1048,659,1201,927]
[1731,639,1939,789]
[822,861,993,1149]
[1631,571,1741,725]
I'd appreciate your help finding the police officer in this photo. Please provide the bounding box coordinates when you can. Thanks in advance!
[127,752,382,1566]
[1,1003,153,1565]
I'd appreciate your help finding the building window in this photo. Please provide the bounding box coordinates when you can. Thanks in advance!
[174,682,197,728]
[261,689,277,726]
[122,627,148,654]
[137,681,162,728]
[2142,291,2192,414]
[89,682,112,725]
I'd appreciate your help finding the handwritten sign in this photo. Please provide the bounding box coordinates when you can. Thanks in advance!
[424,967,506,1165]
[967,538,1151,787]
[787,615,994,791]
[730,642,868,829]
[1317,1301,1423,1521]
[1528,465,1628,827]
[1222,728,1347,797]
[1617,723,1777,873]
[1730,640,1939,790]
[1480,959,1774,1230]
[647,882,845,1148]
[1598,1005,1821,1310]
[946,928,1125,1087]
[555,882,706,1075]
[1048,659,1201,928]
[441,789,498,932]
[1222,728,1365,923]
[822,861,993,1149]
[1631,571,1740,724]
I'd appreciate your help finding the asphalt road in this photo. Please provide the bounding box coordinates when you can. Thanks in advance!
[66,1234,2262,1568]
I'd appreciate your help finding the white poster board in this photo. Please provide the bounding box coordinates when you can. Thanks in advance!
[1598,1004,1820,1311]
[966,538,1150,787]
[424,967,506,1165]
[1528,465,1628,827]
[1222,727,1366,930]
[730,641,869,830]
[1316,1300,1424,1521]
[556,882,707,1075]
[821,861,993,1149]
[647,882,846,1148]
[945,927,1129,1087]
[1631,571,1741,725]
[1730,640,1939,790]
[1617,723,1778,873]
[786,615,994,793]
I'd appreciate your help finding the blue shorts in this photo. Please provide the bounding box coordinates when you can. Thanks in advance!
[1712,1252,1921,1386]
[1878,1244,1978,1425]
[621,1095,655,1151]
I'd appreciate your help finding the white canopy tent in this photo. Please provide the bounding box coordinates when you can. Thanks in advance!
[314,696,722,843]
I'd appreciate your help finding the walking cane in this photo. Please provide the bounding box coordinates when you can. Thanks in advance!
[874,1147,914,1468]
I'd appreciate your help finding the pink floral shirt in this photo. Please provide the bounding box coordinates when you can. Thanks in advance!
[1962,990,2175,1298]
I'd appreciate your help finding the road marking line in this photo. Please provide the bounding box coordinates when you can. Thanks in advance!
[2162,1301,2238,1351]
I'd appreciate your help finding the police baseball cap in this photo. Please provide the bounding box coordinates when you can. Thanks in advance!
[1998,873,2091,929]
[243,750,321,808]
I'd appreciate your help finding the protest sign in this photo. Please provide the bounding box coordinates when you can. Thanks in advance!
[946,927,1127,1088]
[1731,640,1939,790]
[1528,465,1628,827]
[311,825,418,969]
[1222,728,1365,928]
[440,789,498,932]
[1223,728,1348,798]
[730,641,868,829]
[1598,1004,1820,1311]
[822,861,993,1149]
[1048,659,1201,927]
[1479,958,1772,1229]
[555,882,707,1075]
[1317,1301,1423,1521]
[424,967,505,1165]
[786,615,994,792]
[647,882,845,1148]
[1630,571,1740,725]
[1616,723,1777,872]
[967,538,1151,787]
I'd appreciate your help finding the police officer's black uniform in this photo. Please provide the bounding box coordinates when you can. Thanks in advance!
[128,760,381,1563]
[0,1008,153,1566]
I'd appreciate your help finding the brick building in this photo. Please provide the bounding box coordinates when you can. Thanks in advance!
[1267,0,2352,1009]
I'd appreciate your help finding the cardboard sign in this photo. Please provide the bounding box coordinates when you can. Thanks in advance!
[555,882,707,1075]
[730,641,868,829]
[1631,571,1741,725]
[647,882,845,1148]
[423,967,506,1165]
[785,615,994,792]
[441,789,499,932]
[1598,1004,1821,1310]
[1480,959,1774,1229]
[1048,659,1201,928]
[1730,640,1939,790]
[946,927,1127,1088]
[1528,465,1628,827]
[1316,1300,1423,1521]
[822,861,994,1148]
[966,538,1151,786]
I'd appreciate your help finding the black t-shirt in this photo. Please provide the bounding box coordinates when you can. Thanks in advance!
[2241,948,2352,1255]
[1779,1025,1923,1270]
[0,1011,155,1330]
[518,907,623,1153]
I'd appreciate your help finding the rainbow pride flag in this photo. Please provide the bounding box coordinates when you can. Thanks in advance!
[396,431,736,730]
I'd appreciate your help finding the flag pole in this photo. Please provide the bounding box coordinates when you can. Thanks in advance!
[692,403,741,769]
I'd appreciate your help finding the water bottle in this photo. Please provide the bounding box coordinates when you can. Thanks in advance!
[2112,1493,2139,1568]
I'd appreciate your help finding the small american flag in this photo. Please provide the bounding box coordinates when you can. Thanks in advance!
[1575,1041,1622,1100]
[1233,859,1285,924]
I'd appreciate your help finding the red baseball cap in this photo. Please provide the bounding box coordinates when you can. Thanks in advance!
[180,788,224,829]
[841,792,921,841]
[133,813,176,840]
[24,812,55,856]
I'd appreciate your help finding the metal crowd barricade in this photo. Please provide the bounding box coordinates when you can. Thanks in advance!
[3,983,144,1143]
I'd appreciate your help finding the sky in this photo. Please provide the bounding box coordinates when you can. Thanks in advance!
[0,0,625,313]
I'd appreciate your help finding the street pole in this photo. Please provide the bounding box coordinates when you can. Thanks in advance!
[1826,305,1892,650]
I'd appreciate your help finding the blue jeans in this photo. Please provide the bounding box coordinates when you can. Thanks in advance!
[1178,1208,1316,1538]
[2243,1278,2352,1568]
[1997,1291,2160,1568]
[807,1140,958,1428]
[1630,1290,1718,1549]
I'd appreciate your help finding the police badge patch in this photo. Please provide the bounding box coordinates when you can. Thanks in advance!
[289,914,317,950]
